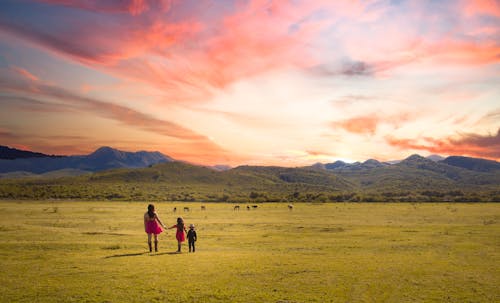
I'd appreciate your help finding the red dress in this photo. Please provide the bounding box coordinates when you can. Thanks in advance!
[174,224,186,242]
[145,218,163,235]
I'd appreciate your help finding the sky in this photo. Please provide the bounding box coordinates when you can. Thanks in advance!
[0,0,499,166]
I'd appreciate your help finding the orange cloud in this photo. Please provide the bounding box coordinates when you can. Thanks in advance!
[332,112,414,135]
[333,116,380,135]
[461,0,500,17]
[423,40,500,65]
[386,128,500,160]
[306,150,338,157]
[0,83,244,164]
[0,73,232,158]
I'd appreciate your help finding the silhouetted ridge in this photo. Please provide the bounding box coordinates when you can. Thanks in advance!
[442,156,500,172]
[0,145,62,160]
[324,160,347,169]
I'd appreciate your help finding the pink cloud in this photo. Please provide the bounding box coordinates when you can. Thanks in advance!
[1,1,379,101]
[11,66,38,81]
[0,14,201,66]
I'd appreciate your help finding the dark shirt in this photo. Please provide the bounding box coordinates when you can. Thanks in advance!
[187,229,197,242]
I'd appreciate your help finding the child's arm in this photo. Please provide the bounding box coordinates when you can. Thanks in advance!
[194,231,197,241]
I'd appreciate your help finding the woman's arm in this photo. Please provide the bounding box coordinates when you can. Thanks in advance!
[143,213,147,231]
[155,214,166,228]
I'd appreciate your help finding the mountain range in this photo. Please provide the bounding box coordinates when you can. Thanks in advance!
[0,146,173,175]
[0,146,499,201]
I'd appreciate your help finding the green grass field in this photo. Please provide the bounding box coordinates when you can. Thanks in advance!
[0,201,498,302]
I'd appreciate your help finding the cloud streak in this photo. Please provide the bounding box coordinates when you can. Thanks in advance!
[38,0,173,16]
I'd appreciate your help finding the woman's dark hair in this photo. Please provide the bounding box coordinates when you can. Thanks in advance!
[147,204,155,218]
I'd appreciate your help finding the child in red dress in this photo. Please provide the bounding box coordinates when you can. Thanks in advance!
[169,217,187,252]
[144,204,166,252]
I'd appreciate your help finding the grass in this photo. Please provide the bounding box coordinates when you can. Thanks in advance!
[0,201,498,302]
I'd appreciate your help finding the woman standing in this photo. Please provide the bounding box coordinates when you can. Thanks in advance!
[144,204,166,252]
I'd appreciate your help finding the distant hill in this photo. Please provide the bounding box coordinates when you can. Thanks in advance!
[0,146,174,174]
[324,160,348,170]
[441,156,500,172]
[427,154,445,162]
[0,168,91,179]
[323,159,388,171]
[323,154,500,193]
[0,145,61,160]
[210,165,232,171]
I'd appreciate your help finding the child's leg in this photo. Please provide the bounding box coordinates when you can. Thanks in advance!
[147,233,152,252]
[192,241,195,252]
[154,234,158,252]
[188,241,192,252]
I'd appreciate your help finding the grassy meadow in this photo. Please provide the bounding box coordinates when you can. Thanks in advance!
[0,201,499,302]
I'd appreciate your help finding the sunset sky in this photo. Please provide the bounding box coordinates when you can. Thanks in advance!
[0,0,499,166]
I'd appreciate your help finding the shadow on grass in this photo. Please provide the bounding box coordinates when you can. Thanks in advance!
[150,251,183,256]
[105,251,181,258]
[104,252,148,258]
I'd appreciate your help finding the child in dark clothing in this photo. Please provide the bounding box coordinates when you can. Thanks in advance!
[187,224,197,252]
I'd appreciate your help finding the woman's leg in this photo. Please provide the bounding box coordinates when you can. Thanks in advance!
[177,241,181,252]
[154,234,159,252]
[147,233,152,252]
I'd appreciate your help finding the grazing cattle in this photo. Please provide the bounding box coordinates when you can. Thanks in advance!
[183,207,190,212]
[201,205,206,211]
[252,205,258,209]
[247,205,250,210]
[234,205,240,211]
[173,207,177,213]
[288,204,294,211]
